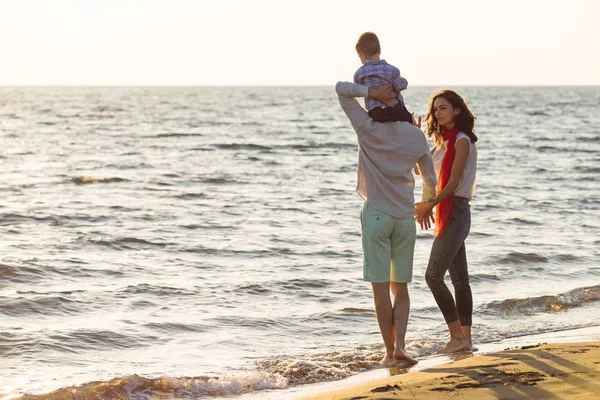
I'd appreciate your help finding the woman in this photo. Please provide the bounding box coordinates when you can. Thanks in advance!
[415,90,478,354]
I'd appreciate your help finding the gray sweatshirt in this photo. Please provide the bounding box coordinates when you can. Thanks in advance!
[335,81,437,219]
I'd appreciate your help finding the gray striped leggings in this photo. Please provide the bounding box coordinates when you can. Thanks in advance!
[425,197,473,326]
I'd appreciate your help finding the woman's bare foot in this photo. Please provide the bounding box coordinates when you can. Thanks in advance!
[389,348,417,366]
[460,325,473,350]
[436,337,469,354]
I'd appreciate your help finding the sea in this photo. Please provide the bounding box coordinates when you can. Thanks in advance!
[1,86,599,399]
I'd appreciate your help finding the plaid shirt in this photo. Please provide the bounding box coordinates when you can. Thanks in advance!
[353,59,408,110]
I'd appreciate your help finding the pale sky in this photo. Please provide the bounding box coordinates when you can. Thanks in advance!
[1,0,598,86]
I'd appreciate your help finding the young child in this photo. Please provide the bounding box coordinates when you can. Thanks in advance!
[354,32,413,124]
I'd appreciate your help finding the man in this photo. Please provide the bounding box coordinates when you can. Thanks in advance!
[335,81,437,365]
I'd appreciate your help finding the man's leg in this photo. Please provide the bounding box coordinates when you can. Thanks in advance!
[390,282,416,365]
[371,282,395,364]
[388,217,417,365]
[362,203,396,364]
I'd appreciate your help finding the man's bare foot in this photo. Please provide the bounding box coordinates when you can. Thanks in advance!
[436,337,469,354]
[381,354,394,365]
[389,348,417,366]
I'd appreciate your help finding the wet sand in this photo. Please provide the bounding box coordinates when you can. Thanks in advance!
[301,341,600,399]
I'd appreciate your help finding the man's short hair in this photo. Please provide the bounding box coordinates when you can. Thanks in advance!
[356,32,381,56]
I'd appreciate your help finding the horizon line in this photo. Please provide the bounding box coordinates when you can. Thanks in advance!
[1,84,599,88]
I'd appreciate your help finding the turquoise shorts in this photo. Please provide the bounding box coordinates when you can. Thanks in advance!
[360,202,416,283]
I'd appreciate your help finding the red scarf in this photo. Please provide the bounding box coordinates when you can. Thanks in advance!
[435,126,459,237]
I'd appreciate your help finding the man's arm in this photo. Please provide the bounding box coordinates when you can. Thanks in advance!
[417,151,437,202]
[335,82,395,129]
[335,81,371,128]
[415,149,438,230]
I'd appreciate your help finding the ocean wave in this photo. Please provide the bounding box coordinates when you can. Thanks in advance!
[2,329,159,359]
[143,322,209,334]
[12,372,287,399]
[237,283,270,295]
[216,143,272,151]
[235,278,339,298]
[526,110,550,116]
[174,192,208,200]
[508,218,542,226]
[180,223,236,231]
[0,262,82,284]
[484,285,600,315]
[0,213,60,226]
[86,237,175,250]
[283,278,332,289]
[74,112,117,118]
[484,252,584,265]
[197,177,247,185]
[209,315,294,330]
[71,176,128,184]
[0,263,17,280]
[485,252,550,264]
[469,273,502,283]
[49,329,159,352]
[119,284,198,297]
[574,166,600,173]
[0,295,88,316]
[9,344,429,398]
[257,347,382,386]
[576,135,600,143]
[287,142,355,151]
[155,133,204,138]
[340,307,373,314]
[0,332,82,358]
[536,145,600,154]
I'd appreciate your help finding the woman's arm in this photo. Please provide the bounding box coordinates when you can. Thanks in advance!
[415,138,470,216]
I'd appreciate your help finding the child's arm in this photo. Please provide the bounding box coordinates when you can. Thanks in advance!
[392,68,408,94]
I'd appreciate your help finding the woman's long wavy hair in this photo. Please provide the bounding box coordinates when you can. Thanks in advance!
[425,90,478,147]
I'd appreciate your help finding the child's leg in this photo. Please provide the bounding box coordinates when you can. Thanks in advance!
[390,103,413,123]
[368,107,391,123]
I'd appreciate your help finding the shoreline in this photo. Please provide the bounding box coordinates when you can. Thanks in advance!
[239,325,600,399]
[302,340,600,399]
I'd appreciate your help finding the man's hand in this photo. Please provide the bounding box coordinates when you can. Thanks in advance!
[368,85,396,104]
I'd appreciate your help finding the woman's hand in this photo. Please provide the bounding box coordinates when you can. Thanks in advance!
[412,113,422,128]
[415,201,433,217]
[368,85,396,104]
[415,211,434,230]
[414,202,435,230]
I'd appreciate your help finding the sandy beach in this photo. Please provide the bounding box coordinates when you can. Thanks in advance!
[301,341,600,399]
